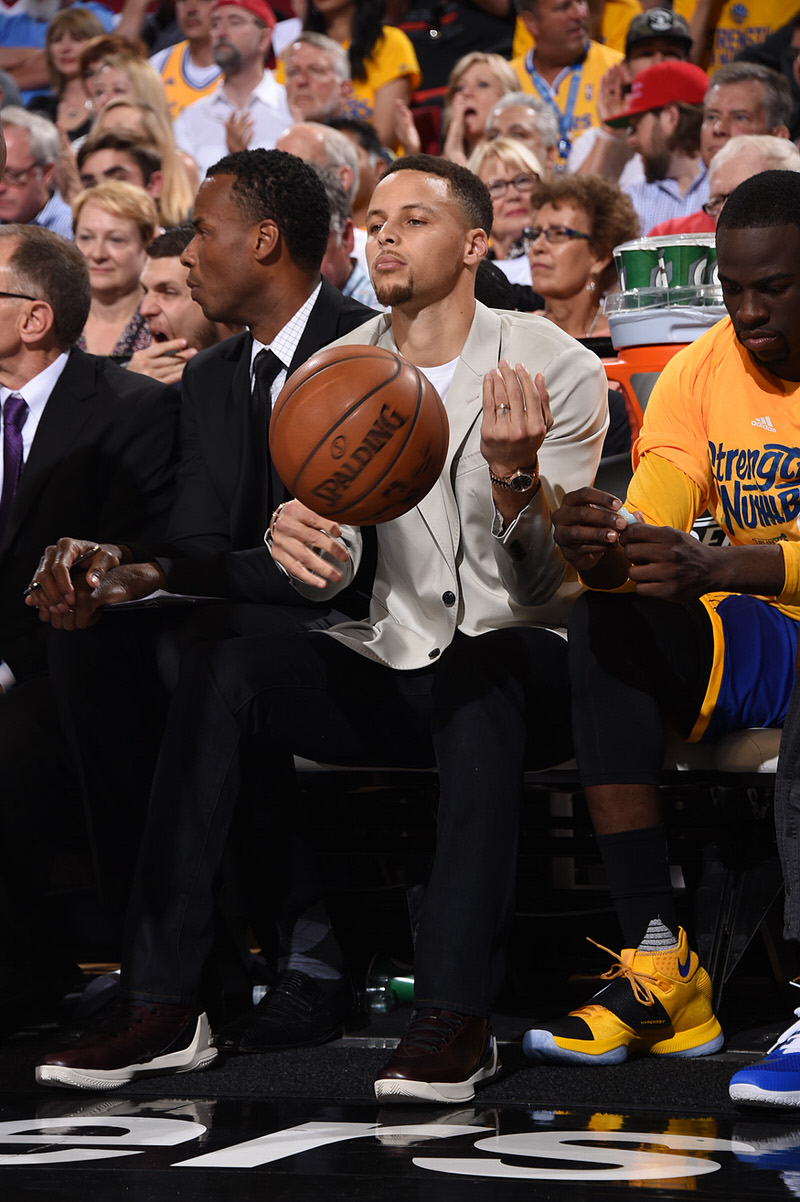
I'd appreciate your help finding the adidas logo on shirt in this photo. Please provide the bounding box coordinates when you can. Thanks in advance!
[751,415,776,432]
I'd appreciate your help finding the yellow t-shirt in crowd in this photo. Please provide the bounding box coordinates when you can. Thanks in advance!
[704,0,786,70]
[276,24,421,125]
[513,0,640,57]
[510,39,624,168]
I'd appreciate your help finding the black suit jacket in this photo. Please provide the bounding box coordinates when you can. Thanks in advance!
[131,279,375,600]
[1,348,178,683]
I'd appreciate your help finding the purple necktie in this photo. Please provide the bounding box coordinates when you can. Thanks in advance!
[0,393,28,540]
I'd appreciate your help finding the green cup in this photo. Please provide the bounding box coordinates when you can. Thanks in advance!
[655,236,715,290]
[614,238,661,290]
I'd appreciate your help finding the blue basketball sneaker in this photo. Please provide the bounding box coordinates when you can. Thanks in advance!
[730,1001,800,1108]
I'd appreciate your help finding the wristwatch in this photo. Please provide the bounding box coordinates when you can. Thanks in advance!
[489,462,539,493]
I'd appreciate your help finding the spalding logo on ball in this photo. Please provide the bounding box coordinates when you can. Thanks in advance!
[269,344,449,525]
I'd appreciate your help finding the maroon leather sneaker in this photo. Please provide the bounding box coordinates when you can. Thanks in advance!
[375,1008,500,1103]
[35,1001,217,1091]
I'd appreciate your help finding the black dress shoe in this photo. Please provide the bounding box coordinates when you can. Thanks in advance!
[374,1009,500,1103]
[216,970,357,1052]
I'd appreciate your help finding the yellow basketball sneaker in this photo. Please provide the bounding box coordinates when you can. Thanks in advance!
[523,926,724,1066]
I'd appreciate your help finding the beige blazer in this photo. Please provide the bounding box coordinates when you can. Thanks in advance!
[292,302,609,670]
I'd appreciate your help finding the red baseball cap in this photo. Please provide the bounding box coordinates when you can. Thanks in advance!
[606,61,709,128]
[210,0,276,30]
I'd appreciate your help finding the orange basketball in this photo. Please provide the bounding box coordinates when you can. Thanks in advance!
[269,344,449,524]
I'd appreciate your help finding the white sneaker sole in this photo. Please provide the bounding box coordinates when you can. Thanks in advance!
[730,1081,800,1107]
[35,1013,218,1091]
[374,1036,500,1104]
[522,1027,724,1065]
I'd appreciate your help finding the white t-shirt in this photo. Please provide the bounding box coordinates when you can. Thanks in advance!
[418,357,459,406]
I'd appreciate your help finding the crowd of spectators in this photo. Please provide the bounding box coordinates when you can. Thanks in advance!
[0,0,794,352]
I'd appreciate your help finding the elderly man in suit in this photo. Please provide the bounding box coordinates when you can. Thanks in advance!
[35,155,607,1099]
[28,149,374,1043]
[0,223,177,1030]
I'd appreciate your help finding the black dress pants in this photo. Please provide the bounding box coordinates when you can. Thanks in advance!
[0,674,83,960]
[123,624,572,1017]
[47,601,342,918]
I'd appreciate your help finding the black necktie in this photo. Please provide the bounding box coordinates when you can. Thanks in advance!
[252,348,285,515]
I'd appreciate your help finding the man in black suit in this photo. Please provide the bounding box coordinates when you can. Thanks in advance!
[0,224,178,1026]
[36,150,373,608]
[31,150,374,1042]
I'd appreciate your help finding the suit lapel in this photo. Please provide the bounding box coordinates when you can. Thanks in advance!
[224,333,263,528]
[288,279,340,374]
[2,350,97,552]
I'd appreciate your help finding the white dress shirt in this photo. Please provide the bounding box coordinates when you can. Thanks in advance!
[249,281,321,404]
[173,70,292,178]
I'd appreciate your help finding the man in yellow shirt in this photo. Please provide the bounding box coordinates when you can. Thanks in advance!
[523,169,800,1075]
[511,0,623,168]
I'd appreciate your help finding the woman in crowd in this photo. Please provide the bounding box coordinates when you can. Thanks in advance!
[301,0,421,147]
[442,52,517,166]
[28,7,105,141]
[525,173,638,341]
[72,181,158,360]
[468,136,543,284]
[94,98,198,222]
[78,34,147,100]
[85,49,174,126]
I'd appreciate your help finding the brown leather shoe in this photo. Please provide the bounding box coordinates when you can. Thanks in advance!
[374,1008,500,1103]
[35,1001,217,1091]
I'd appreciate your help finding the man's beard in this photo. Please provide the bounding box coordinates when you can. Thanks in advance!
[642,124,672,183]
[643,145,672,183]
[372,276,414,307]
[213,43,242,73]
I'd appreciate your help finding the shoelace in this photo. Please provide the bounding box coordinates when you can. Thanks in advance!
[587,938,660,1007]
[399,1009,467,1054]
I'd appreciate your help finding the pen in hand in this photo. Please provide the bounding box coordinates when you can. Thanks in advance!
[23,543,102,598]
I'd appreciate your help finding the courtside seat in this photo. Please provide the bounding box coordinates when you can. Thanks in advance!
[293,726,784,1004]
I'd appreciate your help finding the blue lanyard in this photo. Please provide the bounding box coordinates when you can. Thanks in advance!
[526,50,583,160]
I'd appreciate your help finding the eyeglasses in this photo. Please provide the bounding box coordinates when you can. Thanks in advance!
[523,225,591,249]
[702,193,731,216]
[486,173,537,198]
[0,290,38,301]
[0,163,40,187]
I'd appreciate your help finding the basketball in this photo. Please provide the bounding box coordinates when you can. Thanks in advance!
[269,344,449,525]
